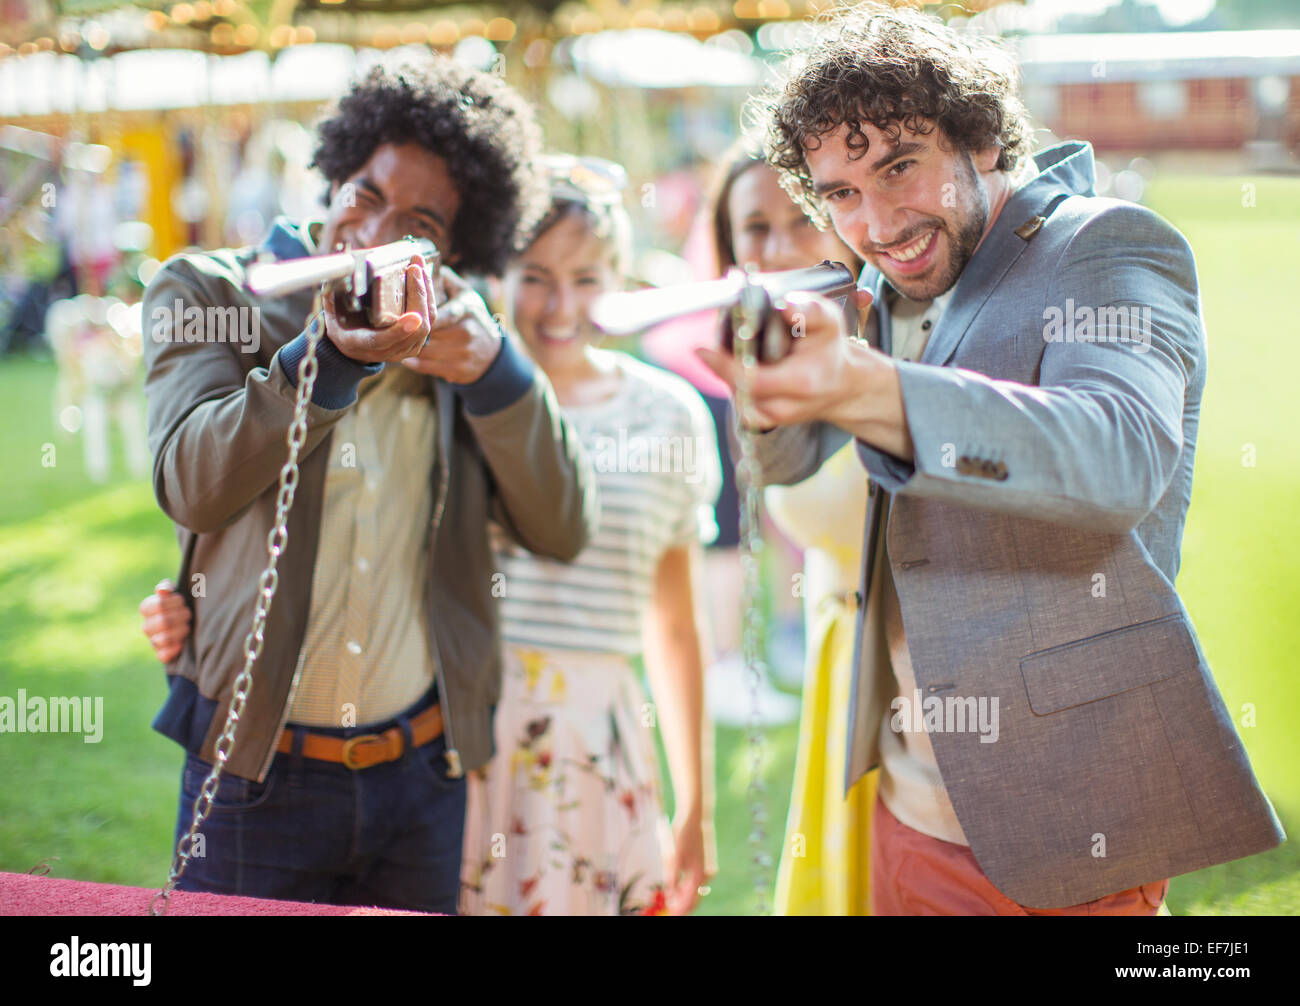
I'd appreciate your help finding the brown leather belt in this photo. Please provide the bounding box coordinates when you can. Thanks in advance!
[276,702,443,770]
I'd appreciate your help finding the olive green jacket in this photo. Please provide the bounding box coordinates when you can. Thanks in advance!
[142,219,597,781]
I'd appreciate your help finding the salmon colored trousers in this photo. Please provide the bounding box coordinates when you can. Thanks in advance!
[868,794,1170,916]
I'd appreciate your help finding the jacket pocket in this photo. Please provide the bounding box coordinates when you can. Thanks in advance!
[1020,612,1198,716]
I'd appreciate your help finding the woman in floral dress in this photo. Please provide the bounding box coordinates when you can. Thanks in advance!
[459,156,721,915]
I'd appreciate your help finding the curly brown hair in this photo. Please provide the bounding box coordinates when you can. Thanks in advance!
[751,1,1034,228]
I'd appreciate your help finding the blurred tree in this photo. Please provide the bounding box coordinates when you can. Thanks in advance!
[1056,0,1168,34]
[1209,0,1300,29]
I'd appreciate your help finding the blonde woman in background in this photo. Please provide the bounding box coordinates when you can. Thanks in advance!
[459,157,720,916]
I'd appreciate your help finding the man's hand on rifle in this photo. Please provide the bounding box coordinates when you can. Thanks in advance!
[323,254,434,364]
[695,287,915,462]
[400,266,502,385]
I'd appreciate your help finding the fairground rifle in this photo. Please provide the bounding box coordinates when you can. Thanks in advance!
[244,236,447,329]
[589,260,860,363]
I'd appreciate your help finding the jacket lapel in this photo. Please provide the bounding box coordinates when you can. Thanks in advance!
[858,267,892,354]
[919,223,1035,368]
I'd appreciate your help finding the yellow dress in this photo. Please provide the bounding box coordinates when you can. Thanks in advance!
[765,441,877,915]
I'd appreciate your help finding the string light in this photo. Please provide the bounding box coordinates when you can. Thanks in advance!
[662,9,690,32]
[0,0,836,64]
[485,17,516,41]
[429,20,459,46]
[689,7,722,32]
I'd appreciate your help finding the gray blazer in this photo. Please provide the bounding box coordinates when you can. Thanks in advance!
[750,141,1284,908]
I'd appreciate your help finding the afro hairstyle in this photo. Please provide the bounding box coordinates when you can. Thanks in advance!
[311,57,549,277]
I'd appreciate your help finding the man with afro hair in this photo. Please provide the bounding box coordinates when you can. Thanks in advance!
[139,56,597,913]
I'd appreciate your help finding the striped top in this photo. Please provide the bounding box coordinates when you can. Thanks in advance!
[492,349,723,655]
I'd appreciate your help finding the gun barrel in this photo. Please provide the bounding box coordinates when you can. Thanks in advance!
[243,238,439,300]
[758,262,857,301]
[589,275,744,336]
[590,262,856,336]
[245,251,357,298]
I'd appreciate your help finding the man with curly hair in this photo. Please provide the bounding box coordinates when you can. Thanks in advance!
[700,2,1283,915]
[139,57,596,913]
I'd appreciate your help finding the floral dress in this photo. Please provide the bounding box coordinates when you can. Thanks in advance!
[460,349,722,915]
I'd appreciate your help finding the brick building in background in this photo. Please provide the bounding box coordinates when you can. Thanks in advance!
[1017,30,1300,167]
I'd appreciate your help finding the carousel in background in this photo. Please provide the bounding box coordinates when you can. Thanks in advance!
[0,0,880,302]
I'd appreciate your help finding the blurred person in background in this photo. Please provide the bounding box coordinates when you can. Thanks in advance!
[709,136,875,916]
[44,289,148,484]
[640,153,802,730]
[55,165,118,297]
[224,124,285,248]
[0,231,76,357]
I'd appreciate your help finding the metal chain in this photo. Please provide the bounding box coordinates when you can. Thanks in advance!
[730,281,772,915]
[149,310,325,917]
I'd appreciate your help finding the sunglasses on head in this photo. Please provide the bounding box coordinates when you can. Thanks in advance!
[543,154,629,206]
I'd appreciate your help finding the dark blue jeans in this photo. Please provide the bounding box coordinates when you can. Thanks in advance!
[172,687,466,913]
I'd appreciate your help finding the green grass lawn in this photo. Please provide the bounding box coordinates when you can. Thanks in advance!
[0,173,1297,915]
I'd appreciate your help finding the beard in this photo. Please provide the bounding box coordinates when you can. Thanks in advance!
[871,153,989,303]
